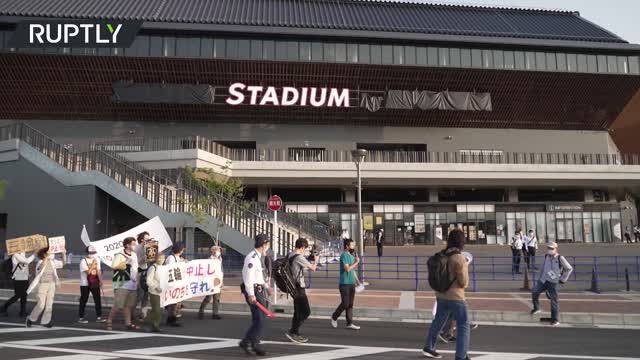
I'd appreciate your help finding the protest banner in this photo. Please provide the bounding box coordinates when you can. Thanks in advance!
[5,234,48,255]
[159,258,223,307]
[48,236,66,254]
[91,217,172,267]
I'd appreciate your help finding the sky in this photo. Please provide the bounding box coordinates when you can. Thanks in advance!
[397,0,640,44]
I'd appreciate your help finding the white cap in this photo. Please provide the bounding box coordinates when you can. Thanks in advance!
[87,245,97,254]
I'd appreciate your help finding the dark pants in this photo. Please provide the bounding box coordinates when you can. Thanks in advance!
[79,286,102,319]
[332,284,356,326]
[376,244,383,257]
[636,233,640,241]
[511,249,522,273]
[524,247,536,268]
[425,298,470,360]
[199,292,221,315]
[2,280,28,315]
[625,234,632,243]
[243,287,268,344]
[290,288,310,335]
[532,281,559,321]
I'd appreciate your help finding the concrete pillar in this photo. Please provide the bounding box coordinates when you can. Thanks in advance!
[345,188,356,203]
[584,189,595,202]
[185,227,195,255]
[508,188,518,203]
[258,187,269,202]
[429,189,439,202]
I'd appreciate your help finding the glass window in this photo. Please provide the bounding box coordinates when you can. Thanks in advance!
[286,41,298,61]
[593,215,603,242]
[556,53,567,71]
[584,217,594,242]
[535,212,546,243]
[471,49,482,68]
[249,40,262,60]
[602,212,612,242]
[175,37,193,58]
[299,42,311,61]
[262,40,274,60]
[514,51,525,70]
[450,48,461,67]
[382,45,393,65]
[461,48,472,67]
[371,44,382,64]
[393,45,404,64]
[97,47,110,56]
[213,38,225,58]
[525,52,536,70]
[546,212,556,243]
[237,39,250,59]
[587,55,598,72]
[607,55,618,73]
[503,51,515,69]
[526,212,536,234]
[546,53,557,71]
[597,55,607,73]
[535,52,546,71]
[567,54,577,72]
[617,56,629,74]
[405,46,416,65]
[630,56,640,74]
[577,54,588,72]
[492,50,504,69]
[482,49,493,68]
[163,36,176,57]
[226,39,238,59]
[427,47,438,66]
[573,215,583,242]
[311,42,323,61]
[149,36,163,57]
[335,43,346,62]
[275,41,287,61]
[0,31,4,49]
[200,38,213,58]
[416,47,427,65]
[358,44,370,63]
[347,44,358,63]
[133,35,150,57]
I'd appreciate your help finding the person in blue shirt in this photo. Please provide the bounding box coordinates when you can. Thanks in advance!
[330,238,362,330]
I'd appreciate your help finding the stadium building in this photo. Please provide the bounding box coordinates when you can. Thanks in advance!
[0,0,640,254]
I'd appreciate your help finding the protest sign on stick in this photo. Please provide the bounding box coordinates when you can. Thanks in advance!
[5,234,48,255]
[48,236,66,254]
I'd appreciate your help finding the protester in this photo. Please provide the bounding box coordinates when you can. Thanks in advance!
[107,237,139,331]
[376,229,385,257]
[634,225,640,242]
[164,242,185,327]
[134,231,151,321]
[1,251,35,317]
[199,245,224,320]
[78,245,104,323]
[422,229,470,359]
[331,238,361,330]
[26,247,66,328]
[531,242,573,326]
[509,231,524,274]
[239,234,272,356]
[144,251,164,333]
[286,238,318,343]
[524,230,539,270]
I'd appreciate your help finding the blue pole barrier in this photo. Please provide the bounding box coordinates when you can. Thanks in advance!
[414,256,419,291]
[471,260,477,292]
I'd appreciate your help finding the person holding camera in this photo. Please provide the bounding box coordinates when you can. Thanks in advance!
[330,238,361,330]
[285,238,318,343]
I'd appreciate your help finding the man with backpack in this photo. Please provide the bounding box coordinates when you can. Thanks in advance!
[530,242,573,326]
[1,251,35,317]
[106,237,139,331]
[78,245,104,323]
[423,229,470,360]
[285,238,317,343]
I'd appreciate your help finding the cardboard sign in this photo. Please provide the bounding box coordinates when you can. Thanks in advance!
[145,241,159,263]
[48,236,66,254]
[5,234,48,255]
[159,258,223,307]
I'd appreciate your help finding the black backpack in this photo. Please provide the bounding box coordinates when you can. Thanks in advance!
[427,250,459,293]
[2,257,14,276]
[272,255,300,298]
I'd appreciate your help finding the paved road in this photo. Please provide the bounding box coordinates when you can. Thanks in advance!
[0,303,637,359]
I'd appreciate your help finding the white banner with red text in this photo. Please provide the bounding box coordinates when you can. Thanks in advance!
[158,258,223,307]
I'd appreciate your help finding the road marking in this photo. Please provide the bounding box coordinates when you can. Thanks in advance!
[8,332,152,346]
[0,343,196,360]
[472,353,539,360]
[0,327,62,334]
[27,355,116,360]
[399,291,415,310]
[119,340,240,355]
[265,347,390,359]
[511,293,534,308]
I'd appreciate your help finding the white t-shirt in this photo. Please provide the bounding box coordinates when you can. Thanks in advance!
[79,256,101,286]
[11,253,35,281]
[112,251,138,290]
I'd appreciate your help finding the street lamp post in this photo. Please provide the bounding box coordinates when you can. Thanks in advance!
[351,149,368,284]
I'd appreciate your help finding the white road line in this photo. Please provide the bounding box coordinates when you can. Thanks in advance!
[0,327,62,334]
[120,340,240,355]
[26,355,116,360]
[263,347,391,360]
[399,291,415,310]
[472,353,539,360]
[0,343,196,360]
[8,333,152,346]
[511,293,534,308]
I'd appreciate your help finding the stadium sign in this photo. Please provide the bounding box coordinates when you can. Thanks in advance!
[225,83,350,107]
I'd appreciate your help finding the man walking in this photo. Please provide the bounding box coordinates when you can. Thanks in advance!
[78,245,104,323]
[531,242,573,326]
[509,231,524,274]
[199,245,224,320]
[625,225,633,243]
[239,234,272,356]
[331,238,362,330]
[106,237,139,331]
[634,225,640,243]
[134,231,150,321]
[1,251,35,317]
[524,230,538,269]
[376,229,385,257]
[286,238,317,343]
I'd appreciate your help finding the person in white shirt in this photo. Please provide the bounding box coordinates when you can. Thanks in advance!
[199,245,224,320]
[164,242,185,327]
[1,251,35,317]
[106,237,138,331]
[134,231,151,321]
[26,247,66,328]
[509,230,524,274]
[523,230,539,270]
[144,252,164,333]
[78,245,104,324]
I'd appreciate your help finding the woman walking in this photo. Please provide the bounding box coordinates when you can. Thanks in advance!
[144,253,165,333]
[26,247,66,328]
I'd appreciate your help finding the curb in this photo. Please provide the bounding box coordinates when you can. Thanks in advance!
[2,289,637,329]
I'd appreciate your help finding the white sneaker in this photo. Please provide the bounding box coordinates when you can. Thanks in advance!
[96,317,106,323]
[347,324,361,330]
[78,318,88,324]
[331,319,338,328]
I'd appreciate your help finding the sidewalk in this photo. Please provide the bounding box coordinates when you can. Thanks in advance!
[3,279,640,328]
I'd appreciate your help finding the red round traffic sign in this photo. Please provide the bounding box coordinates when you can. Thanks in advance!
[268,195,282,211]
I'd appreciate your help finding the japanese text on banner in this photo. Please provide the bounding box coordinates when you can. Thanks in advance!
[159,259,223,307]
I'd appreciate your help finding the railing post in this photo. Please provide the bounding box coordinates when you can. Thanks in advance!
[414,256,419,291]
[471,260,477,292]
[615,256,620,281]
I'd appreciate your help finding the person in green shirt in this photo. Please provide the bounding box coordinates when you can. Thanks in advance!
[330,238,361,330]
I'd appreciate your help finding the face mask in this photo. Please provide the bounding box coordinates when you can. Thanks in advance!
[215,251,221,257]
[47,254,54,259]
[547,250,556,256]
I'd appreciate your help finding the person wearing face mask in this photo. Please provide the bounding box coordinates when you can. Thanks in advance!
[78,245,104,324]
[26,247,66,328]
[144,250,164,333]
[239,234,273,356]
[530,242,573,326]
[285,238,318,343]
[199,245,224,320]
[330,238,362,331]
[1,250,35,317]
[107,237,139,331]
[134,231,151,321]
[164,242,186,327]
[509,230,524,274]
